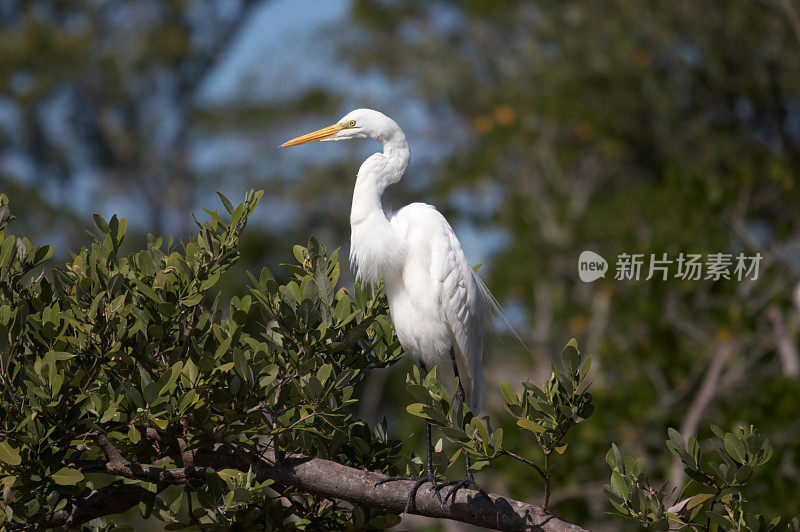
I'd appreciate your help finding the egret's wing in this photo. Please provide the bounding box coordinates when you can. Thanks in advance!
[431,216,487,413]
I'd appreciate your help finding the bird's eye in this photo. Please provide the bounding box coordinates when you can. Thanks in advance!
[348,120,356,127]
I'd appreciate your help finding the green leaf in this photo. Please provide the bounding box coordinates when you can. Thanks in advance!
[216,191,235,214]
[605,446,617,468]
[301,277,319,302]
[724,432,746,464]
[471,417,490,443]
[259,364,279,388]
[580,355,592,378]
[632,457,643,476]
[314,256,335,306]
[516,418,545,434]
[51,467,84,486]
[292,245,306,264]
[612,443,623,468]
[0,235,15,266]
[99,402,118,423]
[735,464,752,482]
[610,470,628,498]
[367,513,402,529]
[406,403,431,420]
[181,292,204,306]
[490,427,504,450]
[561,338,580,373]
[33,244,54,266]
[468,460,491,472]
[182,359,199,386]
[234,350,248,380]
[500,382,519,406]
[215,362,235,374]
[93,213,109,234]
[178,389,198,412]
[139,482,157,519]
[686,492,714,509]
[0,441,21,466]
[667,428,685,453]
[317,363,332,386]
[128,425,141,444]
[405,402,447,426]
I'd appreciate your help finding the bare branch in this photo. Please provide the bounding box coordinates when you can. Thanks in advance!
[34,446,588,532]
[667,342,732,496]
[767,305,800,377]
[759,0,800,50]
[94,433,127,465]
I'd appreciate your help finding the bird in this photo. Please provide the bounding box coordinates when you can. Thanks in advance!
[279,108,494,512]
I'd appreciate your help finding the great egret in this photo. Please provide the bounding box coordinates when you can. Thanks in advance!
[280,108,492,511]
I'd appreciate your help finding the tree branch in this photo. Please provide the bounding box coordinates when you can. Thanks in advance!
[34,446,588,532]
[667,342,732,496]
[767,305,800,377]
[759,0,800,51]
[26,484,145,532]
[94,433,127,465]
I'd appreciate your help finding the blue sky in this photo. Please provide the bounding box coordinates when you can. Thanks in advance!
[199,0,354,106]
[1,0,504,269]
[195,0,502,266]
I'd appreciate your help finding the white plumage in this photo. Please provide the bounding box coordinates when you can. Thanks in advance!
[382,204,486,413]
[281,108,488,413]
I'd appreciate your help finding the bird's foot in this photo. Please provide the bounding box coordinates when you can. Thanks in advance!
[375,470,443,514]
[434,471,488,505]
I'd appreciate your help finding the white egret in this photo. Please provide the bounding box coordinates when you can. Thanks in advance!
[280,109,494,511]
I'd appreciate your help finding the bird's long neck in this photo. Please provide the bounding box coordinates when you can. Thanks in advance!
[349,137,410,283]
[350,139,409,222]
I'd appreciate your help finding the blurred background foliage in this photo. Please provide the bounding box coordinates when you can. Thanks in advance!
[2,0,800,529]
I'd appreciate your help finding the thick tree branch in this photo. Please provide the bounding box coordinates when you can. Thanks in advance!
[34,446,588,532]
[93,433,127,465]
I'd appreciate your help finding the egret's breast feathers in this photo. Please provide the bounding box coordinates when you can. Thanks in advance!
[349,217,405,284]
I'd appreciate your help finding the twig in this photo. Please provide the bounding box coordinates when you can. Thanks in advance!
[500,449,547,479]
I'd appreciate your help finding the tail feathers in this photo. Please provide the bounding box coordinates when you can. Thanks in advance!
[469,368,486,413]
[473,272,529,351]
[454,344,485,414]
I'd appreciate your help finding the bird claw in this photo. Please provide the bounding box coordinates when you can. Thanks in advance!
[375,471,443,514]
[434,472,488,505]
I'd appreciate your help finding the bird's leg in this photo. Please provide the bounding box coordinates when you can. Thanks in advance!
[374,361,442,513]
[434,347,488,504]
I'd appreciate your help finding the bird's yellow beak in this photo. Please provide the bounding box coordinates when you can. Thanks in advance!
[278,123,343,147]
